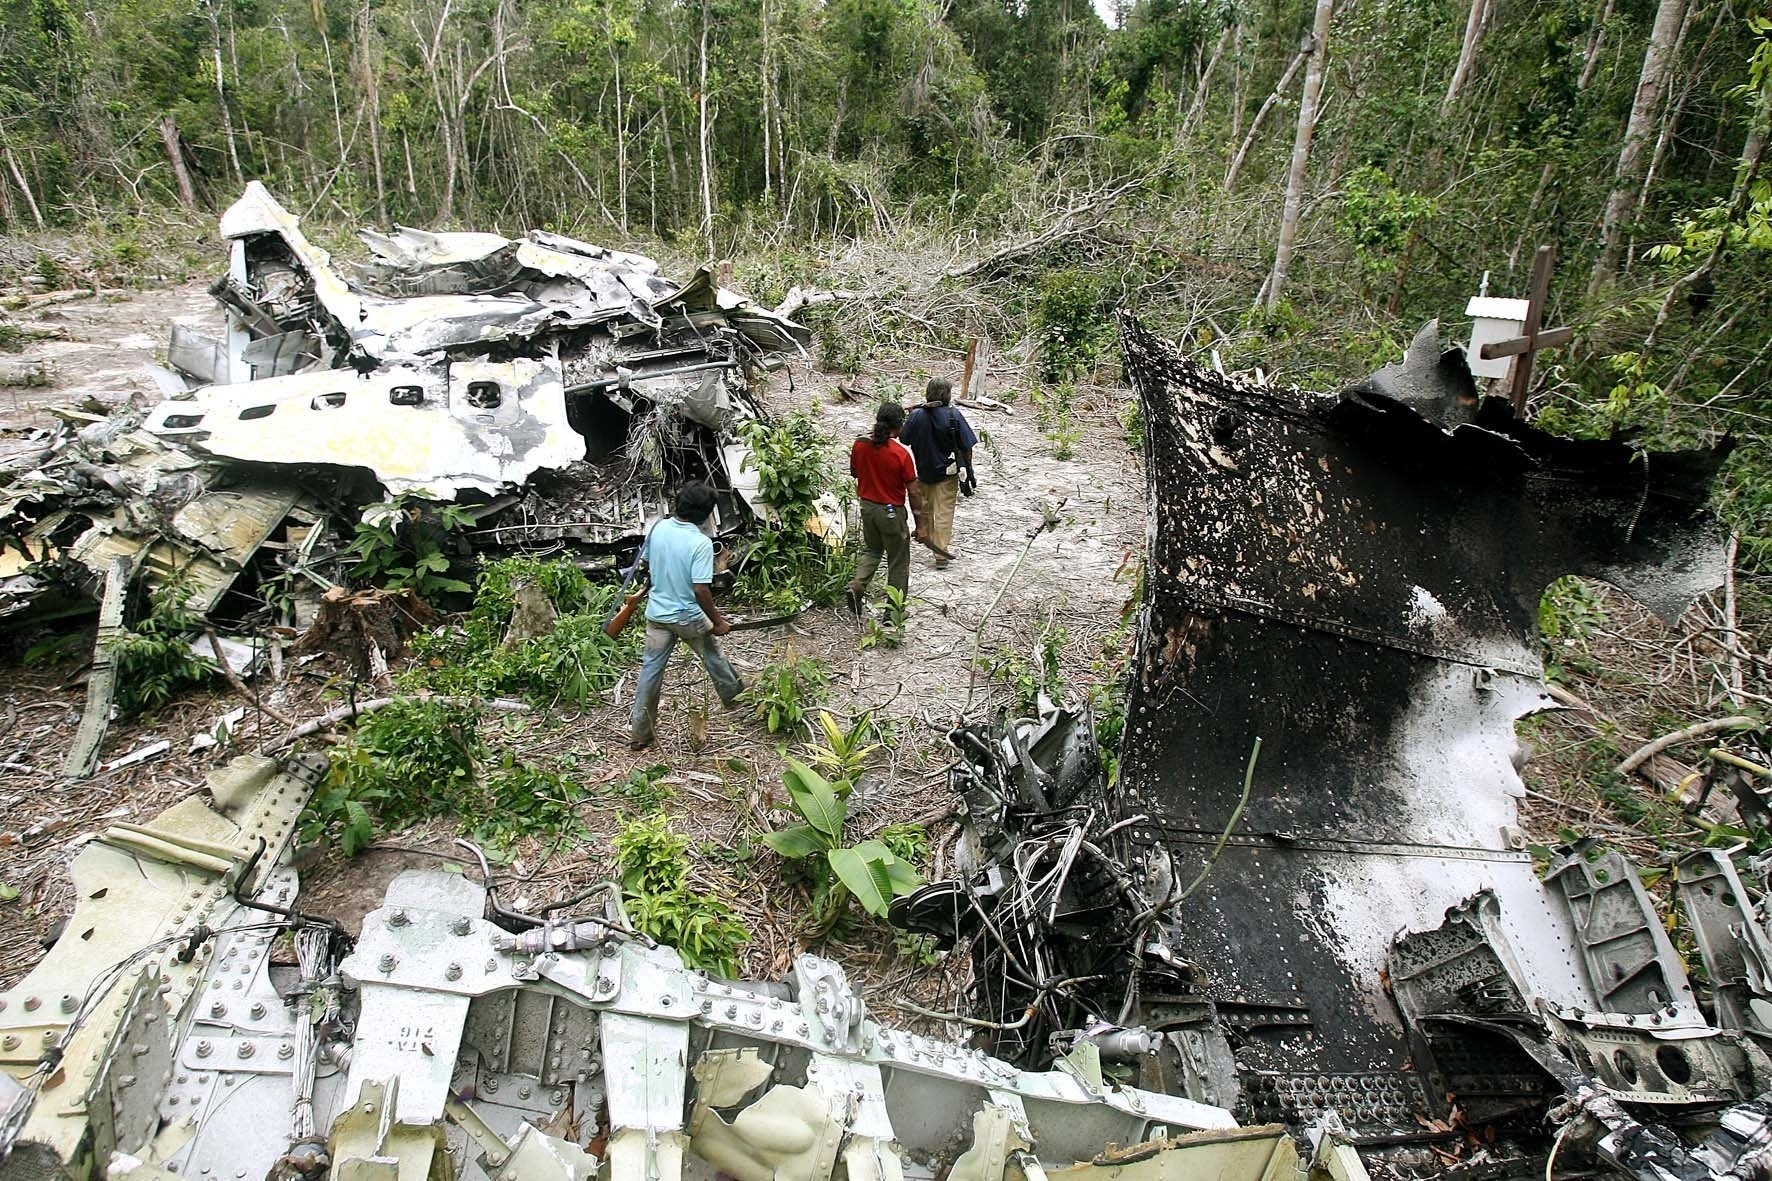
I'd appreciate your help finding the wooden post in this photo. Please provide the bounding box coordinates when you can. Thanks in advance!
[1510,245,1554,413]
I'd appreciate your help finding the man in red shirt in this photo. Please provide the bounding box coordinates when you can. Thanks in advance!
[846,402,919,615]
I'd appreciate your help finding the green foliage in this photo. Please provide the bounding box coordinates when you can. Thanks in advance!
[613,812,750,976]
[406,558,638,709]
[742,650,830,736]
[986,619,1067,713]
[1119,399,1144,453]
[113,576,217,715]
[740,413,835,532]
[860,585,906,649]
[801,710,881,780]
[302,699,485,856]
[1033,383,1082,460]
[1539,576,1607,648]
[345,495,475,599]
[1335,165,1436,284]
[760,758,922,933]
[0,321,25,353]
[471,754,589,852]
[733,527,855,613]
[1033,270,1112,381]
[612,764,676,813]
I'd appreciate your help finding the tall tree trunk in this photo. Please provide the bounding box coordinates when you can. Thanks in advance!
[760,0,773,203]
[360,0,388,224]
[1442,0,1490,113]
[159,116,199,210]
[1589,0,1687,295]
[1579,0,1617,92]
[1224,42,1309,190]
[697,0,714,251]
[1179,23,1232,143]
[206,1,243,181]
[4,148,45,230]
[1263,0,1334,311]
[612,31,628,231]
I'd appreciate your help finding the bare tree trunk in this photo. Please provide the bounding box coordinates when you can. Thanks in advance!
[1442,0,1491,113]
[760,0,773,203]
[360,0,388,224]
[1589,0,1687,295]
[1263,0,1334,311]
[4,147,45,229]
[159,117,199,210]
[1578,0,1617,92]
[612,24,628,231]
[1180,23,1232,143]
[697,0,715,252]
[1224,42,1309,190]
[206,1,244,181]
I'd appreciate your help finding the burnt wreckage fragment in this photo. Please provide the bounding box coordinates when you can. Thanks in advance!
[899,319,1772,1176]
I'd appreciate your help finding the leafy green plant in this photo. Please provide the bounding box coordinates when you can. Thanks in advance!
[801,710,881,780]
[405,558,639,708]
[612,764,676,812]
[1119,399,1144,452]
[743,649,830,735]
[733,526,854,612]
[113,576,218,715]
[761,758,922,934]
[613,812,750,976]
[471,753,588,852]
[1539,576,1608,650]
[860,585,906,650]
[302,699,485,855]
[1033,269,1112,381]
[345,494,475,599]
[740,413,834,531]
[1033,383,1083,460]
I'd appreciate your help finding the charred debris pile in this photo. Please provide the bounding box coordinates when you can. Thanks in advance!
[0,182,817,658]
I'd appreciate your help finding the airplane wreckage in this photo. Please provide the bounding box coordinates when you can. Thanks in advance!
[0,181,812,630]
[0,190,1768,1180]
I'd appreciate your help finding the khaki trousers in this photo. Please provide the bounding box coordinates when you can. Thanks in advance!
[918,476,959,553]
[849,500,910,597]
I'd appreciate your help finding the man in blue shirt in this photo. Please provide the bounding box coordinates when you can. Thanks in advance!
[629,481,744,750]
[899,378,979,569]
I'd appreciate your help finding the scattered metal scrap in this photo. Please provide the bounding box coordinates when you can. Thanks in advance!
[0,753,1365,1181]
[898,320,1768,1177]
[0,183,813,632]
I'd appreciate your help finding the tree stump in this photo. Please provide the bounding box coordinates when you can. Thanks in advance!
[292,587,436,683]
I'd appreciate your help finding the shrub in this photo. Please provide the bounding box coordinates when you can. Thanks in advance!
[1033,270,1112,381]
[743,650,830,736]
[113,577,218,715]
[613,812,750,976]
[303,699,484,855]
[760,758,922,935]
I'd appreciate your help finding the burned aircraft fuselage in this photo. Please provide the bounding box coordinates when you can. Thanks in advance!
[1115,317,1730,1117]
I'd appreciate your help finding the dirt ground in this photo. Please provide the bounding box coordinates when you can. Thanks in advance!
[0,285,1145,1028]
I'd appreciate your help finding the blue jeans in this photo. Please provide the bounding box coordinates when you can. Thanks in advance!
[630,618,744,740]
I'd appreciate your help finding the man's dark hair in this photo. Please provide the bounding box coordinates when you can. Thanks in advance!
[925,378,953,405]
[674,480,717,524]
[870,401,906,446]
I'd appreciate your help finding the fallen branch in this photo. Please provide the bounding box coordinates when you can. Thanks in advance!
[206,629,297,729]
[773,286,872,319]
[1616,715,1760,779]
[259,695,532,754]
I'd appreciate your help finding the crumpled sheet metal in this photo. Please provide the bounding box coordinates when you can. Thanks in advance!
[146,356,585,498]
[1113,314,1730,1086]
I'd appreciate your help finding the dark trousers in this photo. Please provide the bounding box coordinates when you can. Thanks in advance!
[849,500,910,598]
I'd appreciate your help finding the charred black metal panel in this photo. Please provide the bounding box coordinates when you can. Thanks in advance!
[1115,315,1729,1098]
